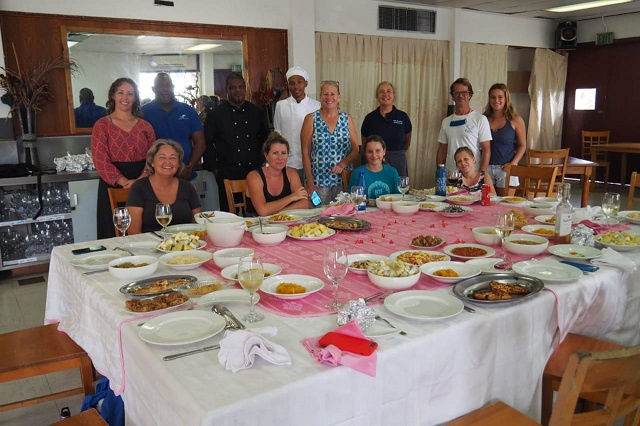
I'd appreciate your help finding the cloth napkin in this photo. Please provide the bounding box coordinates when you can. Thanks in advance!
[578,219,630,234]
[321,203,356,217]
[217,326,291,372]
[590,247,637,273]
[301,320,377,377]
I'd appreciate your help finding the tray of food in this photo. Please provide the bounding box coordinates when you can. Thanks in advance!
[318,216,371,231]
[124,292,190,313]
[119,275,197,299]
[452,273,544,304]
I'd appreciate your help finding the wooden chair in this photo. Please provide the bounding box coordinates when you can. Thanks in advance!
[0,324,94,413]
[107,187,130,237]
[628,171,640,210]
[504,164,559,199]
[582,131,610,188]
[52,408,107,426]
[223,179,247,215]
[527,148,570,189]
[342,169,353,192]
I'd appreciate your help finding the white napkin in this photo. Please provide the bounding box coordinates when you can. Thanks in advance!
[217,326,291,372]
[591,247,637,273]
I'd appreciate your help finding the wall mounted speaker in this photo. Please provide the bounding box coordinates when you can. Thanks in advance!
[556,21,578,49]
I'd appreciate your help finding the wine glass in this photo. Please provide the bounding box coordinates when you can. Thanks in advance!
[351,186,364,217]
[237,255,264,323]
[155,203,172,240]
[324,246,348,310]
[398,176,410,200]
[602,192,620,225]
[496,211,515,262]
[447,169,461,186]
[113,207,131,244]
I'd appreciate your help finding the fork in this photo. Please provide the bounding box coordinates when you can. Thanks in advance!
[374,315,407,335]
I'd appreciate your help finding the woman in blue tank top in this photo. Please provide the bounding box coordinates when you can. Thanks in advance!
[483,83,527,196]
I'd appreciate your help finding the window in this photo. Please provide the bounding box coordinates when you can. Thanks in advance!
[138,72,199,104]
[575,88,596,110]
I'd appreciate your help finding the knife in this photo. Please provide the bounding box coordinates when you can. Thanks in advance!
[163,344,220,361]
[219,305,245,330]
[560,260,600,273]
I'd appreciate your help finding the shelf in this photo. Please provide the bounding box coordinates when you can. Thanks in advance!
[1,253,51,270]
[0,213,72,228]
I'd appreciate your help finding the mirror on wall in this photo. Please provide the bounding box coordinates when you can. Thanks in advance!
[67,32,243,129]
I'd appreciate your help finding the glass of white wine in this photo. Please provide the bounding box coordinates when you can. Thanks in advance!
[602,192,620,225]
[155,203,172,240]
[496,211,515,262]
[113,207,131,244]
[398,176,410,200]
[237,255,264,323]
[324,246,348,310]
[351,186,364,217]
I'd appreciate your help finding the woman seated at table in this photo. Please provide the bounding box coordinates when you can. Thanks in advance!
[127,139,202,234]
[453,147,496,195]
[347,135,400,199]
[245,132,309,216]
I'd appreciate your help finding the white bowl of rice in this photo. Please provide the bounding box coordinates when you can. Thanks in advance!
[158,251,213,271]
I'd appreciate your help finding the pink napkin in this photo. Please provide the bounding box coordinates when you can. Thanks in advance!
[578,220,630,234]
[301,320,377,377]
[321,203,357,217]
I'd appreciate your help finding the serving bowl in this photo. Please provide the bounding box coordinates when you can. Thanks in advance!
[472,226,501,246]
[158,251,213,271]
[212,247,254,268]
[375,194,403,210]
[194,210,238,224]
[108,255,158,280]
[532,197,560,208]
[205,217,247,247]
[523,203,555,216]
[504,234,549,255]
[251,225,288,245]
[420,261,482,284]
[391,201,420,216]
[367,268,420,290]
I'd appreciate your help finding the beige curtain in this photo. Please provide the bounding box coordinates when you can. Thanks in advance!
[527,48,567,150]
[460,43,508,114]
[316,33,449,189]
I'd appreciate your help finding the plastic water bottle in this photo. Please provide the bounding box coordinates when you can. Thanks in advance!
[436,164,447,196]
[356,171,366,211]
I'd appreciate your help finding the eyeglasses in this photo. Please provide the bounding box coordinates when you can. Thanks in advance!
[452,91,470,97]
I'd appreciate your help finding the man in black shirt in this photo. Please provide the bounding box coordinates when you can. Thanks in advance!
[203,72,269,212]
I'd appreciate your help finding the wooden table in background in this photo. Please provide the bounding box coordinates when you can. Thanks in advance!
[563,157,598,207]
[591,142,640,185]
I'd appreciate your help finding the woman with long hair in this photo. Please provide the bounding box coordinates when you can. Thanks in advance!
[347,135,400,199]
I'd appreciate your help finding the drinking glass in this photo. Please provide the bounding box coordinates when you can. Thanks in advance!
[602,192,620,225]
[155,203,172,240]
[496,211,515,262]
[447,169,461,186]
[398,176,410,200]
[324,246,348,310]
[237,255,264,323]
[351,186,364,217]
[113,207,131,244]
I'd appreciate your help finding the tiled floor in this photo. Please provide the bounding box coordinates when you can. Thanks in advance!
[0,180,633,425]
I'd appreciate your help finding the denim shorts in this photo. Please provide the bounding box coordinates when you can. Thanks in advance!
[486,164,519,189]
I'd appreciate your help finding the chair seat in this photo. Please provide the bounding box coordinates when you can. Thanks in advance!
[446,401,539,425]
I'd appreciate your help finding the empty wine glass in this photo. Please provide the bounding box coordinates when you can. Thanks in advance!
[602,192,620,225]
[324,246,348,310]
[398,176,410,200]
[113,207,131,244]
[351,186,364,217]
[155,203,172,240]
[237,255,264,323]
[496,211,515,262]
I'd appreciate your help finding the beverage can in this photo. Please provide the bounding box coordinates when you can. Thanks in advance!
[481,184,490,206]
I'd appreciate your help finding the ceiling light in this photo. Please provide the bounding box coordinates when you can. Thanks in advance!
[546,0,632,13]
[185,43,221,52]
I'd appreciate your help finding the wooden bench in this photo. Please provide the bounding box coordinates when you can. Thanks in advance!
[51,408,107,425]
[0,324,94,412]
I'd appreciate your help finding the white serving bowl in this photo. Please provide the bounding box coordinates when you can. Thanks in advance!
[375,194,403,210]
[523,203,555,216]
[205,217,247,247]
[366,269,420,290]
[391,201,420,216]
[212,247,254,268]
[420,261,482,284]
[472,226,501,246]
[194,211,238,224]
[158,251,213,271]
[108,255,159,280]
[532,197,560,208]
[251,225,288,245]
[504,234,549,255]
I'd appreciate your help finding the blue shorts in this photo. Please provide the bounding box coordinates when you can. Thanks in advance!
[486,164,519,189]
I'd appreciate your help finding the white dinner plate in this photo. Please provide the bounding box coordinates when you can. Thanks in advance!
[267,214,302,224]
[165,224,206,235]
[445,195,480,205]
[521,224,556,239]
[512,260,582,282]
[443,243,495,260]
[121,241,159,250]
[465,258,503,274]
[547,244,602,260]
[286,208,325,217]
[534,215,556,225]
[418,201,448,211]
[409,235,446,249]
[156,239,207,253]
[70,251,126,270]
[286,228,336,241]
[595,232,640,251]
[343,254,388,275]
[138,310,226,346]
[158,251,213,271]
[618,210,640,225]
[198,289,259,305]
[390,250,450,265]
[423,195,446,202]
[220,263,282,281]
[434,205,473,218]
[384,290,464,320]
[501,196,530,205]
[260,274,325,299]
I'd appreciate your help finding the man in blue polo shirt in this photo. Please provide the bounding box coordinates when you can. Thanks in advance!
[141,73,205,180]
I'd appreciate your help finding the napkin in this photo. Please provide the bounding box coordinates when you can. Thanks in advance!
[301,320,377,377]
[590,247,637,273]
[217,326,291,372]
[578,220,629,234]
[321,203,356,217]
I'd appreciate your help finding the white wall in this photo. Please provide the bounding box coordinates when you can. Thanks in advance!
[578,13,640,43]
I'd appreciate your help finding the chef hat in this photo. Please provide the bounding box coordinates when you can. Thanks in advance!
[285,66,309,82]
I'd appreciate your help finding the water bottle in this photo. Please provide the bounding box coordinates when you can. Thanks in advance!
[436,164,447,196]
[356,171,366,211]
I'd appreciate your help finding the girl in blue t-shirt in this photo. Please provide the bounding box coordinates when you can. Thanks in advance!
[348,135,400,200]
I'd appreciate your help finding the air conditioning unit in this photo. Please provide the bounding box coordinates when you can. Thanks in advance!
[141,55,198,71]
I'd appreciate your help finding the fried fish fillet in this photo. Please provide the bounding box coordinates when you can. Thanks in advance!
[489,281,530,295]
[472,291,512,300]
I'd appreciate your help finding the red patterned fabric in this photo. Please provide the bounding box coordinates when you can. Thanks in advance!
[91,116,156,185]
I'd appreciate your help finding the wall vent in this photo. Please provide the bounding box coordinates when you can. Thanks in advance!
[378,6,436,34]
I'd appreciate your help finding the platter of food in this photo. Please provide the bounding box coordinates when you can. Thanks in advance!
[266,213,302,224]
[443,243,495,260]
[453,273,544,304]
[260,274,325,300]
[156,232,206,252]
[138,310,226,345]
[384,290,464,320]
[70,251,126,270]
[220,263,282,281]
[389,250,450,266]
[119,275,197,299]
[419,261,482,284]
[158,251,212,271]
[418,201,448,211]
[445,195,480,205]
[618,210,640,225]
[521,224,556,239]
[434,205,473,218]
[595,231,640,251]
[124,292,190,313]
[318,216,371,231]
[511,260,582,282]
[547,244,602,260]
[175,279,234,297]
[343,254,389,275]
[409,234,446,249]
[287,223,336,241]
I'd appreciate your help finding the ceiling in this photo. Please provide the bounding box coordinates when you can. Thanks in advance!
[384,0,640,20]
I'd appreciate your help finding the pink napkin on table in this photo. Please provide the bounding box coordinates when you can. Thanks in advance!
[321,203,356,217]
[578,220,630,234]
[301,320,377,377]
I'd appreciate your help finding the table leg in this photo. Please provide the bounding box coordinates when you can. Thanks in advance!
[582,166,592,207]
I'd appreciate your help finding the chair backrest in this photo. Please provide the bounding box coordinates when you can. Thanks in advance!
[224,179,247,215]
[504,164,558,198]
[628,172,640,210]
[342,169,353,192]
[548,344,640,426]
[527,148,570,185]
[582,131,610,161]
[107,187,130,237]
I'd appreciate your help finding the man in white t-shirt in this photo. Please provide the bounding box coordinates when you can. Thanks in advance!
[274,66,321,183]
[436,78,492,172]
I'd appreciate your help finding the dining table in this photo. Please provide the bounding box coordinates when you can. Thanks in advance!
[563,156,598,207]
[44,202,640,425]
[590,142,640,185]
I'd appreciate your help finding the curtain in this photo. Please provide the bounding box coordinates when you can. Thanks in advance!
[460,43,508,114]
[527,48,567,150]
[316,33,449,189]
